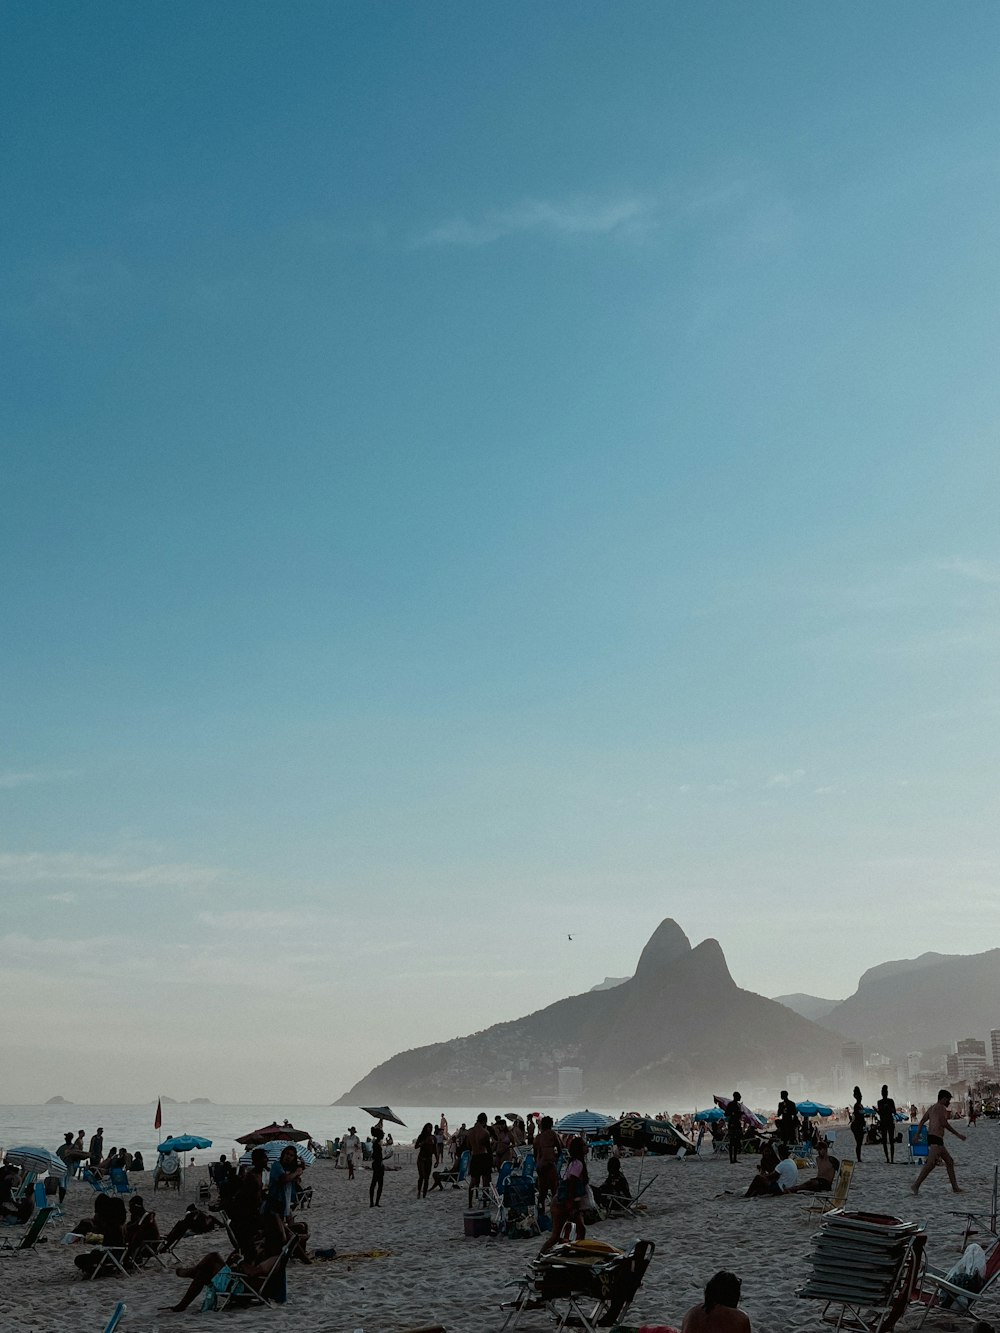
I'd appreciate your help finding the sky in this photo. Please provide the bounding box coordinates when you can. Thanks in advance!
[2,1,1000,1103]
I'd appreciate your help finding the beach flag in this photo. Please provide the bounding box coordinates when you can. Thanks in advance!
[154,1097,162,1130]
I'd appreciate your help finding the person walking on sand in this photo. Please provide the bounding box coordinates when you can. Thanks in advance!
[912,1089,966,1195]
[877,1084,898,1164]
[724,1094,743,1164]
[850,1088,866,1162]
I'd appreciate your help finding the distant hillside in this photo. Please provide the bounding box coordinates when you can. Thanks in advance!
[826,948,1000,1053]
[589,977,629,992]
[773,993,841,1023]
[336,919,844,1106]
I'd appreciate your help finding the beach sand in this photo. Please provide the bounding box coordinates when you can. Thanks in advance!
[4,1121,999,1332]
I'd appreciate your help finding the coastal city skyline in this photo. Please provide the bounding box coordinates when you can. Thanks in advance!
[4,1,1000,1106]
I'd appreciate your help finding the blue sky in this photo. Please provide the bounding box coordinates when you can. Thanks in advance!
[2,1,1000,1102]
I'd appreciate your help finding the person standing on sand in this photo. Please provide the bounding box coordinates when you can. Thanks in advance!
[776,1091,799,1145]
[724,1094,743,1164]
[850,1088,866,1162]
[682,1270,752,1333]
[466,1113,493,1208]
[533,1116,562,1215]
[415,1122,435,1199]
[877,1084,897,1163]
[89,1126,104,1170]
[369,1127,385,1207]
[912,1089,966,1195]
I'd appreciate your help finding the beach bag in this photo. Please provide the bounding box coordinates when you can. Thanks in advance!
[940,1243,987,1309]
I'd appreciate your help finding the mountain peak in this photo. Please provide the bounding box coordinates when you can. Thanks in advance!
[633,918,692,980]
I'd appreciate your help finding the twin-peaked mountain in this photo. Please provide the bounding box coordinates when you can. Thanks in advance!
[336,919,843,1106]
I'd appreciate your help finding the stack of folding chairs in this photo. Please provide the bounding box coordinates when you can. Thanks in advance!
[797,1210,926,1333]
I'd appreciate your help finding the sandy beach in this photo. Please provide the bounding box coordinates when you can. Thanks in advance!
[3,1118,999,1332]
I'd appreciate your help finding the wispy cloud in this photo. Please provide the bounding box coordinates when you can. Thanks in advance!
[0,769,74,790]
[765,769,806,788]
[936,557,1000,587]
[415,195,653,248]
[0,851,222,888]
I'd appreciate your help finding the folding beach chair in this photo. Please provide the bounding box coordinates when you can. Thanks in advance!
[501,1238,655,1332]
[908,1124,929,1165]
[913,1235,1000,1325]
[805,1159,854,1218]
[204,1235,295,1310]
[84,1244,130,1279]
[291,1183,313,1211]
[109,1168,137,1197]
[12,1170,37,1202]
[0,1205,54,1254]
[83,1167,114,1196]
[797,1210,926,1333]
[101,1303,127,1333]
[599,1172,658,1220]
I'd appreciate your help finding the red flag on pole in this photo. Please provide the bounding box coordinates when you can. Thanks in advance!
[154,1098,162,1131]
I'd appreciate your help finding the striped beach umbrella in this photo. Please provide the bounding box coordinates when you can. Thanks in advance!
[4,1145,67,1176]
[553,1110,615,1135]
[238,1139,316,1167]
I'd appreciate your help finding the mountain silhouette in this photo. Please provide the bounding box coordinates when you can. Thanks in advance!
[336,919,843,1106]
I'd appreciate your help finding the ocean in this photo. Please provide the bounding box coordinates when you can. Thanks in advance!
[0,1102,606,1164]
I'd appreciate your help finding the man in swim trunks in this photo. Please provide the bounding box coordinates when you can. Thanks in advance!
[466,1112,493,1208]
[533,1116,562,1214]
[912,1088,966,1195]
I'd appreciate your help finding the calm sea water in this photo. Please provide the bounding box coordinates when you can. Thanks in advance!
[0,1102,598,1164]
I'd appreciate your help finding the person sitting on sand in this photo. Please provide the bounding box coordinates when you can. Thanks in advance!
[74,1194,128,1277]
[165,1244,286,1312]
[682,1271,752,1332]
[744,1143,798,1197]
[593,1156,631,1212]
[162,1202,220,1248]
[0,1163,32,1224]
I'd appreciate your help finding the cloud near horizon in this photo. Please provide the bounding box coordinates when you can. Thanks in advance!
[415,195,653,247]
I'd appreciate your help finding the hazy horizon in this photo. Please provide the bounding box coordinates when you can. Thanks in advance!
[3,1,999,1103]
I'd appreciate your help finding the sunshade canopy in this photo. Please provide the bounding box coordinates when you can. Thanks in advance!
[158,1135,212,1152]
[554,1110,615,1134]
[4,1145,67,1176]
[235,1122,311,1145]
[795,1101,834,1117]
[360,1106,407,1127]
[693,1107,725,1122]
[238,1139,316,1167]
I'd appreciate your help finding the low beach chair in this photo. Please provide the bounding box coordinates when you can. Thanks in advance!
[913,1236,1000,1325]
[84,1243,130,1280]
[83,1167,114,1196]
[109,1168,137,1197]
[501,1238,654,1332]
[205,1235,295,1310]
[805,1159,854,1217]
[101,1303,127,1333]
[12,1170,37,1202]
[908,1125,929,1165]
[599,1172,658,1220]
[0,1205,54,1254]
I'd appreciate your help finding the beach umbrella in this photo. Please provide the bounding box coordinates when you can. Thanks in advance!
[795,1101,834,1118]
[4,1145,67,1176]
[157,1135,212,1153]
[236,1121,311,1145]
[359,1105,406,1127]
[693,1107,725,1123]
[554,1110,615,1135]
[238,1140,316,1167]
[713,1095,768,1129]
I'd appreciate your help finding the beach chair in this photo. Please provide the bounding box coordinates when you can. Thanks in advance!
[204,1236,295,1310]
[797,1210,926,1333]
[12,1170,37,1202]
[805,1159,854,1217]
[599,1172,658,1220]
[109,1168,137,1197]
[0,1205,54,1254]
[501,1238,655,1332]
[908,1125,929,1165]
[102,1303,127,1333]
[84,1243,131,1280]
[913,1236,1000,1325]
[83,1167,114,1196]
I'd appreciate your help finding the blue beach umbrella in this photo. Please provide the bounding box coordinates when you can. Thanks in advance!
[693,1107,726,1122]
[796,1101,834,1117]
[158,1135,212,1153]
[554,1110,615,1135]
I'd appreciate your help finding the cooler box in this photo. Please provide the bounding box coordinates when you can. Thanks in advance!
[463,1209,491,1237]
